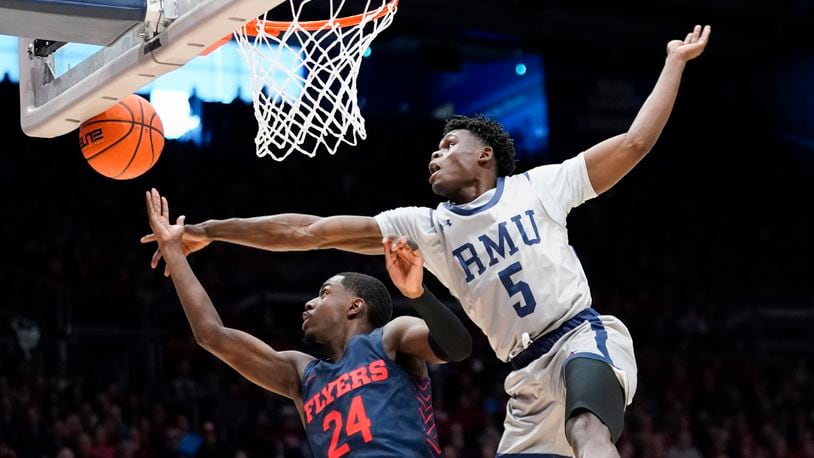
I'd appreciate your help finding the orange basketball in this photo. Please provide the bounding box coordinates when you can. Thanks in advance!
[78,95,164,180]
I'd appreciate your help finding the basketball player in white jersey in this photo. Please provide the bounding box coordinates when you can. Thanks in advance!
[143,25,711,457]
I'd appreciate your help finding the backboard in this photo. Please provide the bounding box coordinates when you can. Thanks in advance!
[13,0,285,138]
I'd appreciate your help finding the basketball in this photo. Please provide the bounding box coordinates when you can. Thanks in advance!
[78,94,164,180]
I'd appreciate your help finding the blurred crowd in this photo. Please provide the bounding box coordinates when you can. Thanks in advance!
[0,324,813,457]
[1,79,812,457]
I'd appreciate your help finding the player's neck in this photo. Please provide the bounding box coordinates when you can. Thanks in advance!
[325,323,374,361]
[449,175,498,205]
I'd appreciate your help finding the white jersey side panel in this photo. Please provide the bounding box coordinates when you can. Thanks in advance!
[375,153,597,362]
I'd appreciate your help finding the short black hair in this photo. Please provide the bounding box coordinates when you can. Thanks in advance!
[443,114,517,176]
[338,272,393,328]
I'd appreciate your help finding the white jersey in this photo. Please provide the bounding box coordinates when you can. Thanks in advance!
[375,153,597,362]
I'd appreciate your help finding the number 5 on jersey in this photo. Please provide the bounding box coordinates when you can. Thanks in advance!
[323,395,373,458]
[499,261,537,317]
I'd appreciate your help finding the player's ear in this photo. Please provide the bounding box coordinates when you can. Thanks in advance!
[478,146,494,165]
[347,298,365,320]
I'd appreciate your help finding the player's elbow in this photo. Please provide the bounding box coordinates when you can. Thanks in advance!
[450,336,473,363]
[193,326,225,351]
[623,134,653,159]
[443,332,473,363]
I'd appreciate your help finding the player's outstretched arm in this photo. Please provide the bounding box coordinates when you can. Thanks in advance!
[145,189,312,400]
[140,188,384,276]
[584,24,711,195]
[382,236,472,364]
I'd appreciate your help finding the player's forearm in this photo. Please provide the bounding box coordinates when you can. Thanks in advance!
[199,214,323,251]
[407,287,472,362]
[199,214,384,255]
[162,246,226,346]
[625,55,687,155]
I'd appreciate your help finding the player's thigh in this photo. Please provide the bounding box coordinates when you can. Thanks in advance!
[499,352,574,456]
[562,316,637,443]
[564,356,625,442]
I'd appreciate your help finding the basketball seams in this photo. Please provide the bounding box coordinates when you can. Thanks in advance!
[84,122,135,161]
[148,111,158,166]
[83,99,137,161]
[113,97,147,179]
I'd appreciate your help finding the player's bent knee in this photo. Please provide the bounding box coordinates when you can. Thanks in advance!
[564,357,626,443]
[565,409,611,444]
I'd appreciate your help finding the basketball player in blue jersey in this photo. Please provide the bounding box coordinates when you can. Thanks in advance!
[143,189,472,457]
[143,25,711,457]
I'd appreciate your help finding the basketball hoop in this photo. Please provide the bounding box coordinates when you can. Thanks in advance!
[232,0,399,160]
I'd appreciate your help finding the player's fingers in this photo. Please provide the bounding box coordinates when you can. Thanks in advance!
[397,250,422,269]
[149,190,160,216]
[151,248,161,269]
[396,245,419,262]
[394,238,407,254]
[145,191,153,216]
[140,234,156,243]
[691,24,702,42]
[393,237,415,254]
[152,191,164,218]
[411,249,424,265]
[176,215,186,226]
[382,238,396,264]
[150,188,160,212]
[161,196,169,219]
[393,236,419,252]
[395,239,420,255]
[390,235,407,251]
[684,32,692,44]
[698,25,711,43]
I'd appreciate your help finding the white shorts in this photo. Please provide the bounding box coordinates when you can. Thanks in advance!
[496,313,637,457]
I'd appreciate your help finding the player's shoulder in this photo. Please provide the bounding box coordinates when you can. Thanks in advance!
[381,316,425,348]
[382,315,424,336]
[278,350,318,379]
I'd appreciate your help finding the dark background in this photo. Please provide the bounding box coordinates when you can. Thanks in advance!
[0,0,813,456]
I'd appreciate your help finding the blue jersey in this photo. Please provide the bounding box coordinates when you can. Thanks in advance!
[301,328,440,457]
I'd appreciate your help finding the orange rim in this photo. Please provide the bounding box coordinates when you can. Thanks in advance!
[244,0,399,36]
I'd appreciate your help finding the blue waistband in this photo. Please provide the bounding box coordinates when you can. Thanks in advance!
[510,308,598,370]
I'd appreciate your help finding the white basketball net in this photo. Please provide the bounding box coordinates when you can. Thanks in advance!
[234,0,398,160]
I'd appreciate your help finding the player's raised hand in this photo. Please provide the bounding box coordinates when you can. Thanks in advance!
[667,25,711,62]
[383,236,424,299]
[141,188,210,276]
[145,188,185,247]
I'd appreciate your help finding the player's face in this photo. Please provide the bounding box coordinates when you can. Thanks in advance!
[302,275,351,344]
[429,129,487,200]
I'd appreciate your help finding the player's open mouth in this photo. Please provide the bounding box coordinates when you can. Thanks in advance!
[428,162,441,184]
[302,318,310,331]
[429,170,440,184]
